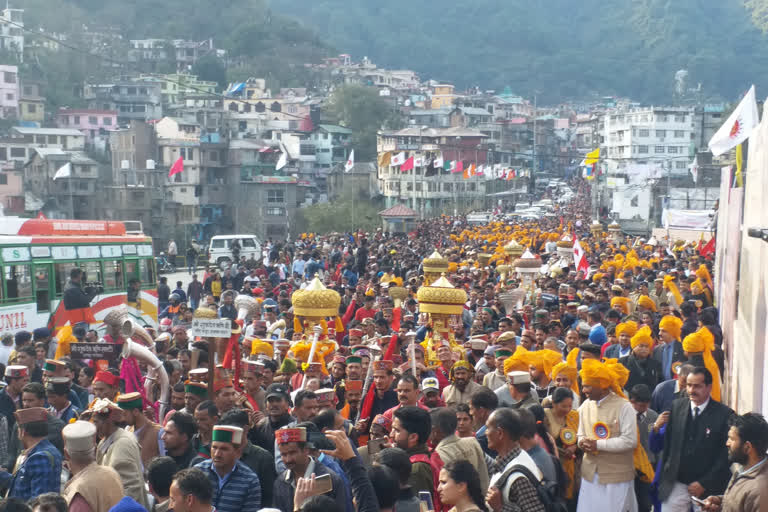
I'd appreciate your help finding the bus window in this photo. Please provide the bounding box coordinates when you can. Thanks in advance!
[103,260,124,290]
[139,258,154,286]
[54,263,77,295]
[79,261,102,286]
[4,265,32,301]
[125,260,138,281]
[34,266,50,312]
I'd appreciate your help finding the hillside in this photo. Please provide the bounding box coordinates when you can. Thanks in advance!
[271,0,768,102]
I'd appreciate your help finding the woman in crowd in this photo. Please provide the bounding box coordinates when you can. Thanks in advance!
[437,460,488,512]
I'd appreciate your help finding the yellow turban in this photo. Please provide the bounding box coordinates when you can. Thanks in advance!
[695,264,713,289]
[610,297,630,314]
[580,358,629,398]
[518,349,563,378]
[250,338,274,358]
[592,273,604,283]
[637,295,657,312]
[630,326,654,349]
[663,275,683,306]
[503,346,530,374]
[54,324,75,359]
[658,315,682,340]
[683,327,721,402]
[551,361,580,396]
[615,321,638,339]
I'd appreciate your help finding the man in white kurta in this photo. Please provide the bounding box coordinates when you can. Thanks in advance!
[576,358,638,512]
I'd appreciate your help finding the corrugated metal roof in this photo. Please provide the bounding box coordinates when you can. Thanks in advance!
[379,204,418,217]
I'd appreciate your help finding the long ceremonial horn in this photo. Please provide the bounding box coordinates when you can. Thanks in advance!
[122,328,170,420]
[266,319,286,338]
[235,294,259,324]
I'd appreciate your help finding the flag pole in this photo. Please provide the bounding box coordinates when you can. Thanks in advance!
[69,174,74,219]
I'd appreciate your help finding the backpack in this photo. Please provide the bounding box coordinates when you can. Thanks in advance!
[498,463,568,512]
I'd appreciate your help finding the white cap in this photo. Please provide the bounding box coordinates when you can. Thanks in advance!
[507,371,531,384]
[63,421,97,454]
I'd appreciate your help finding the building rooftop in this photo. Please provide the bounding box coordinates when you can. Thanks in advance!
[379,204,418,217]
[317,124,353,135]
[381,126,488,138]
[12,127,85,136]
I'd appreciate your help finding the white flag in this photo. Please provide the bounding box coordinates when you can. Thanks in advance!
[344,149,355,173]
[708,85,759,156]
[53,162,71,180]
[276,150,287,171]
[414,154,424,167]
[573,236,589,274]
[689,154,699,184]
[391,152,406,166]
[433,154,443,168]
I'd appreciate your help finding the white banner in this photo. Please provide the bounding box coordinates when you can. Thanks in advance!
[662,208,713,230]
[191,318,231,338]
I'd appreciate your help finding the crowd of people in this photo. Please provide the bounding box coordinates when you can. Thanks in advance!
[0,178,764,512]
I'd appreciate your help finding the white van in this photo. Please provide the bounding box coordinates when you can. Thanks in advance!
[208,235,262,269]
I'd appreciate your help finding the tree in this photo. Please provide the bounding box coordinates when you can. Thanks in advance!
[325,84,403,160]
[296,200,381,234]
[193,55,227,90]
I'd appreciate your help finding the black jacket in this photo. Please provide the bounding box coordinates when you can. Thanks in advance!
[62,281,94,310]
[619,354,663,393]
[655,396,734,500]
[240,442,277,507]
[273,459,345,512]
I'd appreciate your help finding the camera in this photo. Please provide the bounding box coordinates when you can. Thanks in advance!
[83,282,104,298]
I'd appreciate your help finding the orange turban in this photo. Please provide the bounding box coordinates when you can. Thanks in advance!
[658,315,683,341]
[518,349,563,378]
[637,295,657,312]
[503,346,530,374]
[611,297,631,314]
[663,275,683,307]
[580,358,630,398]
[615,321,638,339]
[250,338,274,358]
[683,327,721,401]
[551,361,579,396]
[630,326,654,350]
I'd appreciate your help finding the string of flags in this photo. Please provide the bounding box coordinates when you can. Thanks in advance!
[378,151,531,180]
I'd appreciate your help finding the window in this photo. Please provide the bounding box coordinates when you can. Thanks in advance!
[675,115,686,123]
[5,94,11,101]
[210,150,219,161]
[103,117,112,125]
[79,181,88,190]
[78,261,103,286]
[4,265,32,301]
[656,130,666,138]
[267,189,284,203]
[657,114,668,122]
[4,71,15,83]
[241,238,256,248]
[26,104,36,114]
[668,146,678,154]
[639,129,649,137]
[630,195,639,207]
[23,86,31,95]
[0,174,7,185]
[676,161,687,169]
[655,146,665,153]
[133,105,146,113]
[139,258,153,285]
[266,207,284,216]
[125,260,138,281]
[10,147,24,158]
[88,116,97,124]
[674,130,684,138]
[638,145,648,154]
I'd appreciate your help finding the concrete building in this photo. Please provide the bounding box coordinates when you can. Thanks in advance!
[327,162,378,201]
[235,175,299,240]
[156,117,201,225]
[109,120,157,183]
[0,64,19,119]
[0,167,24,214]
[24,149,100,219]
[377,126,490,217]
[0,8,24,61]
[10,127,85,150]
[139,72,217,108]
[430,84,457,109]
[83,80,163,122]
[57,109,118,142]
[311,124,352,170]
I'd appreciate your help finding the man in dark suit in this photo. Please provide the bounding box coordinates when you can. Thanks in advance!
[651,363,693,413]
[649,367,733,512]
[653,315,687,382]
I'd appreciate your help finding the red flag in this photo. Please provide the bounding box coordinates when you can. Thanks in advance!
[168,156,184,178]
[700,236,715,258]
[400,156,414,172]
[455,161,464,174]
[573,236,589,274]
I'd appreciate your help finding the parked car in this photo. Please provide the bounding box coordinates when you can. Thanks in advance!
[208,234,262,269]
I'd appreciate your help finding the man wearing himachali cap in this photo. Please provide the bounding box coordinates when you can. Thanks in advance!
[273,426,346,512]
[0,365,30,429]
[193,425,262,512]
[62,420,125,512]
[0,406,62,500]
[90,398,149,508]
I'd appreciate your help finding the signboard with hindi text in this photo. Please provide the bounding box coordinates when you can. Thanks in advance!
[191,318,231,338]
[70,342,122,362]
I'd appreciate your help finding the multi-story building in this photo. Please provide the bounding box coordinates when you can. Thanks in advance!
[0,166,23,213]
[0,64,19,119]
[155,116,202,226]
[18,81,44,125]
[377,126,490,216]
[311,124,352,171]
[0,8,24,61]
[430,84,457,109]
[24,148,101,219]
[11,127,86,150]
[83,80,163,123]
[109,120,157,183]
[139,72,217,108]
[57,109,118,142]
[129,39,219,71]
[328,162,378,201]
